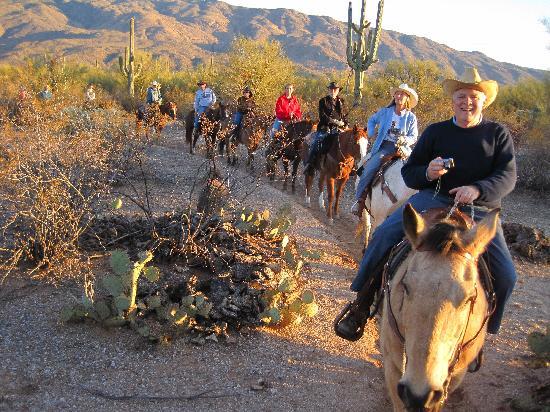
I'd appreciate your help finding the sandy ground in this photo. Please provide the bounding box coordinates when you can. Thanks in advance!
[1,123,548,411]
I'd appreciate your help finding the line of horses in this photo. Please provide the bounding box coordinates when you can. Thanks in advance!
[136,100,494,412]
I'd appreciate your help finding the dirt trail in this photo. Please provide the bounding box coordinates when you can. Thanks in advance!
[0,125,548,411]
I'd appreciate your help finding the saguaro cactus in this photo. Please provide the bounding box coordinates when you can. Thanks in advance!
[346,0,384,106]
[119,17,142,97]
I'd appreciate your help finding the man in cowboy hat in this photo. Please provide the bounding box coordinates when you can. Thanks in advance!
[193,80,217,130]
[352,83,418,211]
[303,81,347,175]
[146,80,162,105]
[336,67,517,345]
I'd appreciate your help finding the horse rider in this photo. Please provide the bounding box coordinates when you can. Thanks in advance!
[303,81,347,176]
[231,85,255,139]
[336,67,517,342]
[351,83,418,216]
[193,80,217,131]
[146,80,163,106]
[18,85,29,102]
[85,83,96,103]
[269,83,302,139]
[37,84,52,100]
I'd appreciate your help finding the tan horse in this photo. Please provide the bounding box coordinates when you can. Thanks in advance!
[381,204,498,411]
[304,125,368,224]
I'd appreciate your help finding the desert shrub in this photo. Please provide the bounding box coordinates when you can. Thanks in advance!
[0,74,141,282]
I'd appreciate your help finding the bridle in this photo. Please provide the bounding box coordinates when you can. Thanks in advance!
[383,239,496,403]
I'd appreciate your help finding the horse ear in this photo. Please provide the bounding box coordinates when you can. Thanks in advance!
[403,203,425,248]
[461,209,500,257]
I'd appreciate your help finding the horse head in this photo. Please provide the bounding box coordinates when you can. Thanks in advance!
[161,101,177,120]
[387,205,499,411]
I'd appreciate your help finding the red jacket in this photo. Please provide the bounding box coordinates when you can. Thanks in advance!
[275,94,302,122]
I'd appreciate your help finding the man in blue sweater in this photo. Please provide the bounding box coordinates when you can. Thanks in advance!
[336,67,517,340]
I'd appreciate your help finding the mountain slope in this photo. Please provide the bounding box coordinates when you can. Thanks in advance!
[0,0,546,84]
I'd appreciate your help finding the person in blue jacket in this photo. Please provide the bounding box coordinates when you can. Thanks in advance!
[336,68,517,342]
[352,84,418,214]
[194,80,217,129]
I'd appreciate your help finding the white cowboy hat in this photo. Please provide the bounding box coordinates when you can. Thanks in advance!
[151,80,159,86]
[389,83,418,109]
[442,67,498,108]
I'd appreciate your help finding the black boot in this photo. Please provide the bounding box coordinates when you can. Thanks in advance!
[334,250,390,341]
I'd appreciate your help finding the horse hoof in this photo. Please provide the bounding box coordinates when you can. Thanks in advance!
[305,196,311,207]
[328,218,334,226]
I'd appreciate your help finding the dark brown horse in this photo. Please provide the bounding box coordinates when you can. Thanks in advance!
[185,102,230,156]
[265,119,317,192]
[226,111,272,169]
[136,101,177,138]
[303,125,368,223]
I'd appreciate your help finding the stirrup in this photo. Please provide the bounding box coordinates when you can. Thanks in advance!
[333,302,367,342]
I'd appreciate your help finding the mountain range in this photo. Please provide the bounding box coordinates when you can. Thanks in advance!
[0,0,547,84]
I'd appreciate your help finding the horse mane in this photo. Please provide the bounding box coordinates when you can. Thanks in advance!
[421,219,468,256]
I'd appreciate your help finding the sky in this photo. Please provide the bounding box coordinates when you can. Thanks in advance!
[222,0,550,71]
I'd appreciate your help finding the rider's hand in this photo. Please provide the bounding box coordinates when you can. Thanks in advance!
[426,157,449,181]
[449,185,480,204]
[351,200,365,218]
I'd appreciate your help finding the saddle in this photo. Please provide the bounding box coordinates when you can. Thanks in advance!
[367,151,404,204]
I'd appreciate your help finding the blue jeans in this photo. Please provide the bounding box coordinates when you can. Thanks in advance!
[194,106,208,128]
[304,130,328,164]
[269,119,284,138]
[351,189,517,334]
[233,112,243,126]
[355,140,396,201]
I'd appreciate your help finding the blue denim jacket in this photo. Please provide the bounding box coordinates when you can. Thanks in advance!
[367,106,418,153]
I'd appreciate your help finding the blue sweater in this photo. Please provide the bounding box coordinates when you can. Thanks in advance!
[401,118,517,208]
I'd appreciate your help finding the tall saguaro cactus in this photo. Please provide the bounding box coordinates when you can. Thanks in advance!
[119,17,142,97]
[346,0,384,106]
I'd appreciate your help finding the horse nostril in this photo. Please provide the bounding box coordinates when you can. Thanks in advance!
[430,389,444,405]
[397,382,409,404]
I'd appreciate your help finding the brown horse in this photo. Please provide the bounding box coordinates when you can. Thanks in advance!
[303,125,368,223]
[136,101,177,138]
[226,111,271,169]
[381,204,497,411]
[185,102,230,156]
[265,119,317,192]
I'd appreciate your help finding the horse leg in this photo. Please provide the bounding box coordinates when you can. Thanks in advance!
[282,157,290,191]
[318,172,326,212]
[291,157,300,194]
[333,177,348,220]
[326,177,335,224]
[305,173,313,207]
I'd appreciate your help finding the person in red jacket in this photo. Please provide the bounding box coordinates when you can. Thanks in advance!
[269,84,302,138]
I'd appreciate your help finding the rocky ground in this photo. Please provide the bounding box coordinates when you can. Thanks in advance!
[1,124,548,411]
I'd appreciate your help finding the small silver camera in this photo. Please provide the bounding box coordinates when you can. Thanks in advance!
[442,158,455,170]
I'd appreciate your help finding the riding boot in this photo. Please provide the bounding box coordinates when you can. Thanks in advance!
[334,250,389,341]
[303,147,318,176]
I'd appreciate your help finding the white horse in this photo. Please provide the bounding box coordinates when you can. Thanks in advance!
[355,150,417,249]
